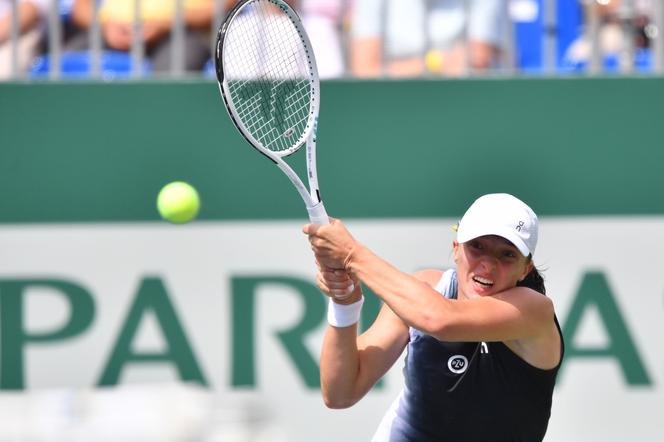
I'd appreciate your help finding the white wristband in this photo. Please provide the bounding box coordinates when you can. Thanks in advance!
[327,296,364,328]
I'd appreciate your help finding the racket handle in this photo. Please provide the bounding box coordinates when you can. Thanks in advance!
[307,202,329,225]
[308,202,352,298]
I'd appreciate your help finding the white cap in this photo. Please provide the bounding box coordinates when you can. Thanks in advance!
[456,193,538,257]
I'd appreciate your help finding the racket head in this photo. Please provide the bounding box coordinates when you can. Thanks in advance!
[215,0,320,158]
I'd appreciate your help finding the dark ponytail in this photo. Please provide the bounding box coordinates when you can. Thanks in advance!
[516,260,546,295]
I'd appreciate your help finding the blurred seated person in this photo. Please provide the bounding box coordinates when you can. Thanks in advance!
[565,0,654,69]
[220,0,347,78]
[300,0,347,78]
[66,0,214,73]
[350,0,505,77]
[0,0,50,79]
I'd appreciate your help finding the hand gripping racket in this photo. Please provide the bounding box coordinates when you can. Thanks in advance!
[215,0,328,224]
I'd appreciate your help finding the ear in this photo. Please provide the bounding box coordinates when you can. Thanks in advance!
[452,241,460,262]
[519,260,535,282]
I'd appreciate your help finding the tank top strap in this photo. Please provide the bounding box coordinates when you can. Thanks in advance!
[433,268,458,300]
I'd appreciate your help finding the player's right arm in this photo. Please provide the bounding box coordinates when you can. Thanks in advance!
[318,271,410,409]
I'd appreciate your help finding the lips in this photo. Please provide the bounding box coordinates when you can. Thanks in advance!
[472,276,494,287]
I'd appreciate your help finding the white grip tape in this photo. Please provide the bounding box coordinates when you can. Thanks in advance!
[307,202,329,225]
[327,296,364,328]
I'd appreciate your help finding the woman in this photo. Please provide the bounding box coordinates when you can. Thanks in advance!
[0,0,49,79]
[304,193,564,441]
[67,0,214,72]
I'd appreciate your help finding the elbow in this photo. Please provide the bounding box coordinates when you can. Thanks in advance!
[322,391,359,409]
[417,311,453,340]
[323,398,355,410]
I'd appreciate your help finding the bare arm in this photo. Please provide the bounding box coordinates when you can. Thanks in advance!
[321,301,408,408]
[349,244,554,342]
[350,37,382,77]
[0,1,43,44]
[315,268,408,408]
[305,219,555,344]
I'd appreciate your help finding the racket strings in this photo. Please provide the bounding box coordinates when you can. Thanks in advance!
[236,77,309,139]
[223,0,314,153]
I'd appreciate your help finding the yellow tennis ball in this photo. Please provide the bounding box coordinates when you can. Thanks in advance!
[425,49,444,73]
[157,181,200,224]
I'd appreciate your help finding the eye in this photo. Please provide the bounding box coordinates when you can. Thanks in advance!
[501,250,517,259]
[470,240,483,250]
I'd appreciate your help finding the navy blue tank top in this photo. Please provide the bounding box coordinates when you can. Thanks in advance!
[372,269,564,442]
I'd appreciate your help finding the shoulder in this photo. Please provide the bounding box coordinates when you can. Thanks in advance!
[497,289,561,368]
[495,286,555,327]
[413,268,444,288]
[495,286,553,306]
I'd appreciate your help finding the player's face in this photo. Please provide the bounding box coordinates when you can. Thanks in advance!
[453,235,533,299]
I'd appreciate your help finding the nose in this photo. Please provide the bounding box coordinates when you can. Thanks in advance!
[476,255,497,274]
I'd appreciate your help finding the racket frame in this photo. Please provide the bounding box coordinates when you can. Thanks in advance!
[215,0,327,224]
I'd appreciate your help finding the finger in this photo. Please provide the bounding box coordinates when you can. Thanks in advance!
[317,277,349,300]
[328,269,349,276]
[320,274,347,288]
[325,279,354,292]
[323,278,355,296]
[316,273,332,294]
[317,260,344,274]
[319,269,353,287]
[302,223,321,236]
[320,271,338,282]
[321,269,350,281]
[317,272,355,300]
[332,286,354,301]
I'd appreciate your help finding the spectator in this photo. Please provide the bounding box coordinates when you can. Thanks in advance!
[349,0,505,77]
[300,0,347,78]
[66,0,214,73]
[0,0,50,79]
[565,0,655,70]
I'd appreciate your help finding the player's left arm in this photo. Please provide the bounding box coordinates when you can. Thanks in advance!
[305,219,555,343]
[351,245,554,343]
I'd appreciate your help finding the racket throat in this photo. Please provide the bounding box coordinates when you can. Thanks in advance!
[310,188,322,204]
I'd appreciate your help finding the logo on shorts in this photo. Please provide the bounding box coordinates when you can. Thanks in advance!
[447,355,469,374]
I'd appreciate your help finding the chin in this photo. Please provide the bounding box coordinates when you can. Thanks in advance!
[459,284,487,299]
[472,289,494,297]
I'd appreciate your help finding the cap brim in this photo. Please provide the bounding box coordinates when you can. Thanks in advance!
[457,226,531,257]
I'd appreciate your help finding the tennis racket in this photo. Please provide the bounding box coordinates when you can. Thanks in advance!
[215,0,328,224]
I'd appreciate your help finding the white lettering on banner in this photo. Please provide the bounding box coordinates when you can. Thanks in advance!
[0,218,662,442]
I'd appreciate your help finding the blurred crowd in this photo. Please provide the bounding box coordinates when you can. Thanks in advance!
[0,0,661,80]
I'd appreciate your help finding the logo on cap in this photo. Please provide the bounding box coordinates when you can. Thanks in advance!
[516,221,525,231]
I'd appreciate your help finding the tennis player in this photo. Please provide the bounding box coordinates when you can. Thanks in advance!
[304,193,564,441]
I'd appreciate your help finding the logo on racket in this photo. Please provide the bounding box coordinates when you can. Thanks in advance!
[447,355,469,374]
[236,82,299,134]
